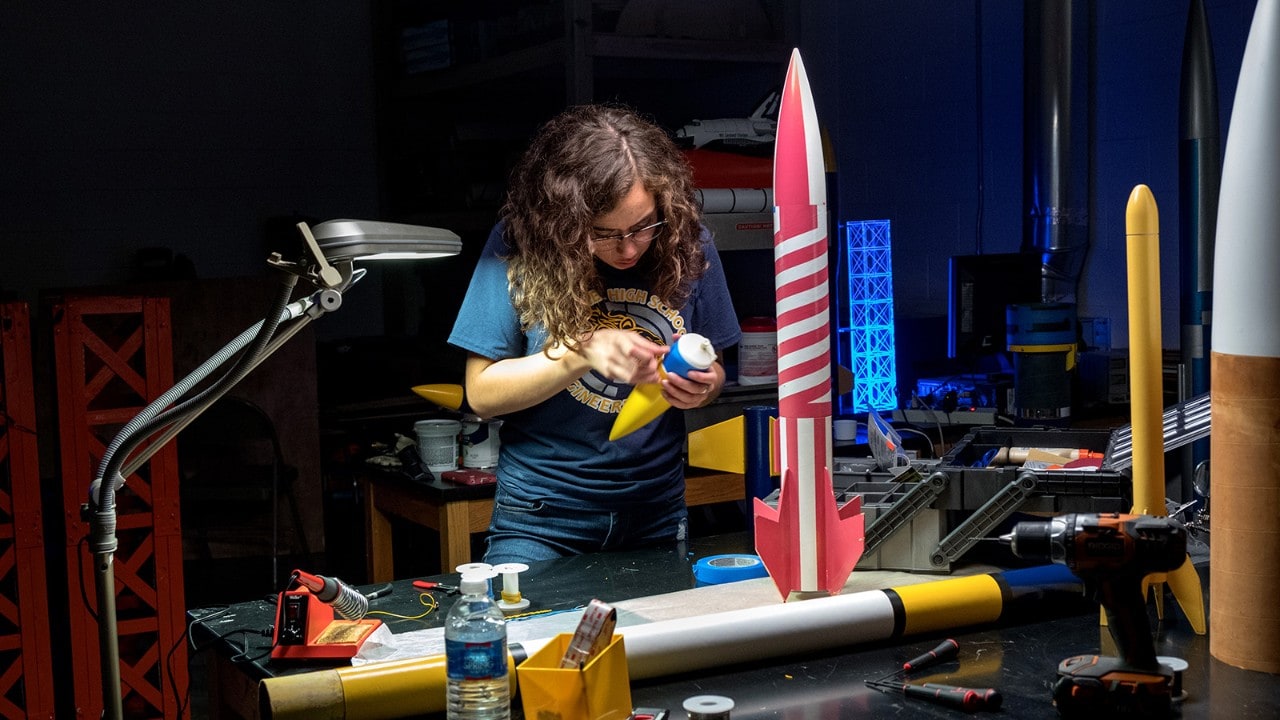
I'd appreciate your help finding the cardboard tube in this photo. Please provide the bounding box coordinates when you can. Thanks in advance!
[1209,353,1280,673]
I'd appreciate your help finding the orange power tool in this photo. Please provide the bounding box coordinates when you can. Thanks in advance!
[1001,513,1187,718]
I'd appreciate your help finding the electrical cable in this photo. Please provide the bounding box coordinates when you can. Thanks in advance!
[894,426,936,459]
[365,592,441,625]
[908,390,947,449]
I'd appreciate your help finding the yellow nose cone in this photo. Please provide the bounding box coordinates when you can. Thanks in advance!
[1125,184,1159,236]
[411,383,464,411]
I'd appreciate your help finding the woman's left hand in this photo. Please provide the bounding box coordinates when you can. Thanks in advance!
[662,364,724,410]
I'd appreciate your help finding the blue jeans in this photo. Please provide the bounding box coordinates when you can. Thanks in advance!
[483,486,689,565]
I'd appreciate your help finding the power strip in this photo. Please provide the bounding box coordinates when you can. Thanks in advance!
[893,407,999,426]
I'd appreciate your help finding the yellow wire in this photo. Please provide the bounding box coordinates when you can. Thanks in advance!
[365,592,440,623]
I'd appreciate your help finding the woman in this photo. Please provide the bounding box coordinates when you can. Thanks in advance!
[449,104,741,564]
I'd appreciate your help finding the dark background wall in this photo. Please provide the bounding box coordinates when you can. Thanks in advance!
[838,0,1255,348]
[1,0,1262,386]
[0,0,1264,526]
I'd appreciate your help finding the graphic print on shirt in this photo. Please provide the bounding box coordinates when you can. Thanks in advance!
[567,285,688,415]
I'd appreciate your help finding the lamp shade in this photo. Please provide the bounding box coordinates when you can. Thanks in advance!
[312,219,462,261]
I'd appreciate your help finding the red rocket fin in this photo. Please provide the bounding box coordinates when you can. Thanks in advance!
[754,467,866,599]
[818,468,866,595]
[752,493,795,599]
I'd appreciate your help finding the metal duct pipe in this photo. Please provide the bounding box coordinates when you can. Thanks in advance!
[1022,0,1093,304]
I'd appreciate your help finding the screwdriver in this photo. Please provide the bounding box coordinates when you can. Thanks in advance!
[921,684,1003,711]
[901,638,960,675]
[866,680,1003,713]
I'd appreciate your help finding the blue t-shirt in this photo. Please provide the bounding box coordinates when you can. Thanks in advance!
[448,222,741,510]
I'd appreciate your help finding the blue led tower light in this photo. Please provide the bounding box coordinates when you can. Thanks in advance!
[838,220,897,414]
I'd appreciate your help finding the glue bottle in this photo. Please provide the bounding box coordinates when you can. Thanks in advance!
[444,571,510,720]
[609,333,717,441]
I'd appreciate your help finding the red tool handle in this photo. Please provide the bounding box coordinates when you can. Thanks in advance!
[921,684,1003,711]
[902,638,960,673]
[902,684,985,712]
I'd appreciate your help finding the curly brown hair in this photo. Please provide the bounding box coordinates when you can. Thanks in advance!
[501,104,707,354]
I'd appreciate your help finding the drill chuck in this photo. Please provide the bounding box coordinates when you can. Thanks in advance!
[1000,517,1069,562]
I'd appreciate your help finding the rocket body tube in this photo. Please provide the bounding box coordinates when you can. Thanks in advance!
[1124,185,1166,517]
[1210,0,1280,674]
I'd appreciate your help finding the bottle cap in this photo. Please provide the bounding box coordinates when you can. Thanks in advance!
[458,570,497,595]
[664,333,716,377]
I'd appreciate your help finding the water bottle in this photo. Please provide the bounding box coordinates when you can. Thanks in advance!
[445,571,510,720]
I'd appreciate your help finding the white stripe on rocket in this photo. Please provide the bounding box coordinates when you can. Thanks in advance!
[777,313,829,347]
[775,285,831,321]
[787,54,826,206]
[775,227,826,255]
[775,258,828,291]
[795,418,818,590]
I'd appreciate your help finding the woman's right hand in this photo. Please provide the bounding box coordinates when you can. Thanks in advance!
[577,329,666,385]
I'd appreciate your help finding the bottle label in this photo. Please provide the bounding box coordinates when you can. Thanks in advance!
[446,638,508,680]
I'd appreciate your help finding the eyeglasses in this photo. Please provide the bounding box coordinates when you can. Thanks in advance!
[589,220,666,252]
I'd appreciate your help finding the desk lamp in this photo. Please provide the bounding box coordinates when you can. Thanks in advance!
[83,219,461,720]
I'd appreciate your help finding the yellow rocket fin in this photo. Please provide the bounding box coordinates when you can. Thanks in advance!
[1165,557,1207,634]
[688,416,746,473]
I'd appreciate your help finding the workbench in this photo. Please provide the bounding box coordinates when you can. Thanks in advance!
[361,466,747,582]
[188,531,1279,719]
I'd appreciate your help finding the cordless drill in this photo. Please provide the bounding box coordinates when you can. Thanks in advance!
[1001,513,1187,718]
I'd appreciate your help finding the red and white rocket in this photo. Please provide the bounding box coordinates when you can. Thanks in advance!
[1210,0,1280,674]
[754,49,865,600]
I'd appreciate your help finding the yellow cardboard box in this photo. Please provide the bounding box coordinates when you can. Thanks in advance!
[518,633,631,720]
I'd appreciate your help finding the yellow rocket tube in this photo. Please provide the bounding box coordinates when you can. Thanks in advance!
[1124,184,1206,635]
[891,573,1005,636]
[259,654,518,720]
[1124,184,1165,516]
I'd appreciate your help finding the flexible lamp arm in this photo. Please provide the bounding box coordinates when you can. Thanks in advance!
[88,218,458,720]
[87,272,358,516]
[88,274,297,512]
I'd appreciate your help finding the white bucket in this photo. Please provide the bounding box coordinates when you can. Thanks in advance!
[738,317,778,385]
[414,419,460,473]
[460,415,502,469]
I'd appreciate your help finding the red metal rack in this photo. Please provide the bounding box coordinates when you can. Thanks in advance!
[0,302,56,719]
[53,296,187,719]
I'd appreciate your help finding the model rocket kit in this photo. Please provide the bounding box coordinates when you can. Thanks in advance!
[751,49,866,600]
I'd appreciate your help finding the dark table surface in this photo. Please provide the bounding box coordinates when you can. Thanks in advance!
[189,532,1279,719]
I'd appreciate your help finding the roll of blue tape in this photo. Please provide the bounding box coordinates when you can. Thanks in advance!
[693,554,769,585]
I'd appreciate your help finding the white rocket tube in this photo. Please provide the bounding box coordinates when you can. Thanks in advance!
[616,589,895,678]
